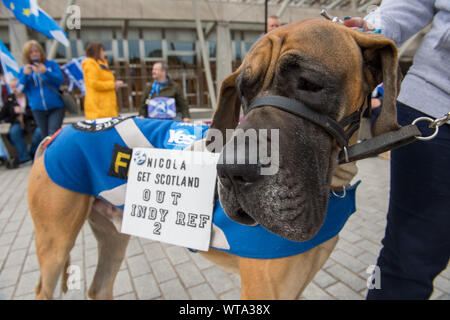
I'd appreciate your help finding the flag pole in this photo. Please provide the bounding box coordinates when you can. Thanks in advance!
[48,0,75,60]
[264,0,268,33]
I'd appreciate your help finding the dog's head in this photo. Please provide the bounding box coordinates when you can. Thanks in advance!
[206,19,400,242]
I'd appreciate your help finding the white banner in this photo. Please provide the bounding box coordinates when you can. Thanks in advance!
[122,148,220,251]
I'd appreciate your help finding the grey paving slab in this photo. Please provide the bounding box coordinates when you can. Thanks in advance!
[166,246,191,265]
[325,282,363,300]
[313,270,338,289]
[143,242,166,262]
[188,283,217,300]
[127,254,152,278]
[14,270,40,297]
[133,273,161,300]
[175,262,205,288]
[151,259,178,283]
[160,279,189,300]
[113,269,134,297]
[0,157,449,301]
[219,289,241,300]
[330,249,367,273]
[302,281,335,300]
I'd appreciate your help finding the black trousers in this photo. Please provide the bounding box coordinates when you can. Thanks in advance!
[367,102,450,299]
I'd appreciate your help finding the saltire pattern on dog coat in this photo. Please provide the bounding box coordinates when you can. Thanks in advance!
[44,116,209,206]
[210,183,359,259]
[44,116,359,259]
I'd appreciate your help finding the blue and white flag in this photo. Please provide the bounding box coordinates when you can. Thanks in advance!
[0,39,19,92]
[3,0,69,47]
[62,56,85,95]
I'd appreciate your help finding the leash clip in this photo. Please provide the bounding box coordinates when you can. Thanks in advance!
[430,112,450,128]
[320,9,343,23]
[412,112,449,141]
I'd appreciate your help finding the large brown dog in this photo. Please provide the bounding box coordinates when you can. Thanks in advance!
[27,19,400,300]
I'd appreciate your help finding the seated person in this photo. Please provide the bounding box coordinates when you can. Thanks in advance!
[138,61,191,122]
[0,78,42,165]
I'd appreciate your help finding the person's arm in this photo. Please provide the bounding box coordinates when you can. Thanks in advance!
[17,66,32,93]
[364,0,436,47]
[39,60,64,88]
[83,59,115,92]
[138,85,151,117]
[175,83,191,121]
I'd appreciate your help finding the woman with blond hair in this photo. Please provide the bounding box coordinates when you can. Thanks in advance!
[82,42,123,120]
[17,40,65,137]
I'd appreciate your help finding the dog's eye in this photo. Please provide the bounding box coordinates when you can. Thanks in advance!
[297,77,323,92]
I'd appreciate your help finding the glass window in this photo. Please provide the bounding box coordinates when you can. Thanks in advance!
[144,40,162,58]
[245,42,253,53]
[181,56,195,66]
[168,41,195,51]
[168,55,196,69]
[209,42,216,58]
[101,41,112,52]
[117,39,124,58]
[128,39,140,62]
[70,40,78,58]
[234,41,241,61]
[55,44,67,59]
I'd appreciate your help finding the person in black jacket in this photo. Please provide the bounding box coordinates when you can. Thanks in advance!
[0,78,42,165]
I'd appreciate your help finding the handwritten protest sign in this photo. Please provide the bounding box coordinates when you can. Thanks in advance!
[122,148,220,251]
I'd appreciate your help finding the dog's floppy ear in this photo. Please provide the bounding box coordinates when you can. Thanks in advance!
[351,31,402,136]
[206,34,283,149]
[207,66,243,141]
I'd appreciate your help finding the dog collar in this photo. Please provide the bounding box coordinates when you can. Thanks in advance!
[247,95,420,164]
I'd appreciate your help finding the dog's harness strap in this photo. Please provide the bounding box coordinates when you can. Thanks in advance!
[247,94,422,164]
[338,125,421,164]
[248,96,353,148]
[338,107,362,139]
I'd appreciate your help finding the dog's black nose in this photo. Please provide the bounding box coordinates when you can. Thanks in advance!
[217,162,262,186]
[217,143,262,188]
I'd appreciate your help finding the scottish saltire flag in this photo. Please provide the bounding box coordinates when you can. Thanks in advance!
[0,39,19,92]
[62,56,86,95]
[2,0,69,47]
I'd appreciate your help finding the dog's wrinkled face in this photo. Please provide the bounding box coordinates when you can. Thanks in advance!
[209,19,399,242]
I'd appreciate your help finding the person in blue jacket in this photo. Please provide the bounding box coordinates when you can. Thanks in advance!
[17,40,65,137]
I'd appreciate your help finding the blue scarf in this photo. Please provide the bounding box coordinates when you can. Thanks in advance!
[150,79,167,96]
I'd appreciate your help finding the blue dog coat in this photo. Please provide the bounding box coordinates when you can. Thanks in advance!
[44,116,209,207]
[44,116,359,259]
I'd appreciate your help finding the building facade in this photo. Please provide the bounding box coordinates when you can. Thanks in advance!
[1,0,394,113]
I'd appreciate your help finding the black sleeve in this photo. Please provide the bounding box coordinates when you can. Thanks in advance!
[139,86,151,117]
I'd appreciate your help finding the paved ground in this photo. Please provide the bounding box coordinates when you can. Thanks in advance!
[0,156,448,300]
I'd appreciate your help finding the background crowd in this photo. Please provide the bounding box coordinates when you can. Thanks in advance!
[0,37,192,168]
